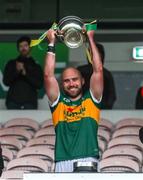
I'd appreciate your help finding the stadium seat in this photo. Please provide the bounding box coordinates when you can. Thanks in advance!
[0,127,33,145]
[26,136,55,149]
[40,119,53,128]
[1,170,25,179]
[16,146,54,163]
[98,137,107,154]
[98,128,111,142]
[6,157,49,172]
[4,118,40,132]
[99,157,140,172]
[102,146,142,167]
[1,147,14,168]
[0,136,23,154]
[108,136,143,151]
[35,127,55,138]
[115,118,143,130]
[16,146,54,172]
[112,127,140,138]
[99,118,114,132]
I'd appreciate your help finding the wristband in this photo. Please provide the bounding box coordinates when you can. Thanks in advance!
[85,24,97,31]
[47,52,55,56]
[48,43,55,47]
[47,45,55,53]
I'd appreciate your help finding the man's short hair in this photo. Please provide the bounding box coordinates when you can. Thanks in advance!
[17,36,31,49]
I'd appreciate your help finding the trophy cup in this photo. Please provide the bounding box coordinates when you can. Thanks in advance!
[57,16,86,48]
[30,15,97,50]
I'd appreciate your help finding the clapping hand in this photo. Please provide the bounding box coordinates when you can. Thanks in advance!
[16,61,26,75]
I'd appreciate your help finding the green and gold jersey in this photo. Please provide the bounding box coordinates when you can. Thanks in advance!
[50,90,101,162]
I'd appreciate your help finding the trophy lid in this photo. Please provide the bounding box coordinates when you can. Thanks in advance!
[58,16,84,31]
[57,16,85,48]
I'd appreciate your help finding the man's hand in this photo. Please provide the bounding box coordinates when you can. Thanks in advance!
[46,29,56,44]
[87,30,95,40]
[16,62,26,75]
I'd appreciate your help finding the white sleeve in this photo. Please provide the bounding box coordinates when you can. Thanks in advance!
[48,93,60,107]
[89,89,102,104]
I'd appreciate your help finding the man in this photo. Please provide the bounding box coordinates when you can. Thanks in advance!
[77,43,116,109]
[44,29,103,172]
[3,36,43,109]
[135,86,143,109]
[0,146,4,176]
[139,127,143,143]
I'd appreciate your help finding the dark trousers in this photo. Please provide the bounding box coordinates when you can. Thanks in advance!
[6,101,37,110]
[0,170,2,177]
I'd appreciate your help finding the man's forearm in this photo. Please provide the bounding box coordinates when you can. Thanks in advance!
[88,36,103,73]
[44,52,56,78]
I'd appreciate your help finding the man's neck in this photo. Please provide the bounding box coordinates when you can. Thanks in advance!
[69,94,82,102]
[20,54,30,58]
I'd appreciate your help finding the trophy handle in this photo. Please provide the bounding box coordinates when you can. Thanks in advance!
[56,30,64,42]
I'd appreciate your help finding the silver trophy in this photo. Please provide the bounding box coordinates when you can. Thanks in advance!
[57,16,85,48]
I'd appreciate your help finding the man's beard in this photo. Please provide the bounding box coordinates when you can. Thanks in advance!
[20,50,29,57]
[63,86,82,99]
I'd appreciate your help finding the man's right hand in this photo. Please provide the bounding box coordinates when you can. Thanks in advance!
[16,61,26,75]
[46,29,56,44]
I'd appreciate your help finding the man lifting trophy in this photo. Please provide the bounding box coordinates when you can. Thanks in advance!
[44,15,103,172]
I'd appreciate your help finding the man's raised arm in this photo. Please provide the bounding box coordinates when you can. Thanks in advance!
[44,29,60,104]
[87,30,103,101]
